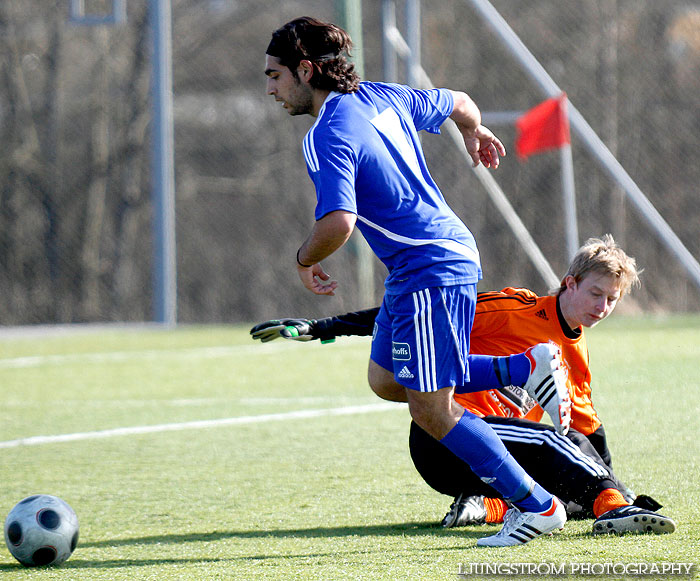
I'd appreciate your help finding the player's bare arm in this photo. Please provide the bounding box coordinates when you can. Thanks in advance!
[449,90,506,169]
[297,210,357,295]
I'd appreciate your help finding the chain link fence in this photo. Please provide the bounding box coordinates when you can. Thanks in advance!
[1,0,698,325]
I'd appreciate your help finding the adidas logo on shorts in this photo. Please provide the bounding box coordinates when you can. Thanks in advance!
[397,366,414,379]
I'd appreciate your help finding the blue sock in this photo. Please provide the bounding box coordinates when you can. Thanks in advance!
[455,354,529,394]
[440,411,553,513]
[507,352,531,387]
[454,355,500,393]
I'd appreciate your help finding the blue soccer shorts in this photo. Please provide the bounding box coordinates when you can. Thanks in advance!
[370,284,476,392]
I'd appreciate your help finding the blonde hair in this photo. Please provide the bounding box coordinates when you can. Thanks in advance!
[554,234,641,296]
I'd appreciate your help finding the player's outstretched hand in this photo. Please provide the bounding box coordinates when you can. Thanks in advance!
[465,124,506,169]
[297,263,338,296]
[250,318,317,342]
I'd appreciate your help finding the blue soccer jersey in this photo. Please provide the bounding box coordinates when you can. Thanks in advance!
[303,81,482,294]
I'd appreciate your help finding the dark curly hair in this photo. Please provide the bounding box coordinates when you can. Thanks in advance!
[266,17,361,94]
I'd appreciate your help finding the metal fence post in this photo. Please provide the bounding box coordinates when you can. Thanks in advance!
[150,0,177,325]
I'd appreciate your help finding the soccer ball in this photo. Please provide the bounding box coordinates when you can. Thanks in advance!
[4,495,79,567]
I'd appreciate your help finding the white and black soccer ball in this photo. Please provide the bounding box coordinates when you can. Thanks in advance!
[4,494,79,567]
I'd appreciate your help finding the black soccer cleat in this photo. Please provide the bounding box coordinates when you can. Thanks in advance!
[441,494,487,528]
[592,505,676,535]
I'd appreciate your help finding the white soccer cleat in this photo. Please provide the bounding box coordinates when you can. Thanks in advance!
[476,499,566,547]
[523,343,572,435]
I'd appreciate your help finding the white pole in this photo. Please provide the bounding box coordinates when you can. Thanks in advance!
[558,95,578,261]
[406,0,421,87]
[382,0,399,82]
[150,0,177,325]
[560,142,578,261]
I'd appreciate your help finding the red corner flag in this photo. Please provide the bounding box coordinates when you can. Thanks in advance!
[515,93,571,160]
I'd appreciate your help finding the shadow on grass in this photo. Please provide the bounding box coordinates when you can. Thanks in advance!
[0,525,593,571]
[0,522,485,571]
[79,520,467,549]
[76,520,594,550]
[0,558,229,571]
[0,550,430,571]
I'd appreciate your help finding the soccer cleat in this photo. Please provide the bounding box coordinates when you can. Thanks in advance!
[523,343,572,435]
[441,494,487,528]
[592,505,676,535]
[476,499,566,547]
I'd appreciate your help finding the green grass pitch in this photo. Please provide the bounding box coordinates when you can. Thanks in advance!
[0,316,698,580]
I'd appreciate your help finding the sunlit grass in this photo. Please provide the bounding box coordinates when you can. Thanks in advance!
[0,317,698,579]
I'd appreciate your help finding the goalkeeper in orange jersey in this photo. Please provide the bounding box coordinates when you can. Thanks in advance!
[251,235,676,535]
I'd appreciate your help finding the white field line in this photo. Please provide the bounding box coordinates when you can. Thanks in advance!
[0,343,288,369]
[2,396,375,409]
[0,402,404,449]
[0,337,369,369]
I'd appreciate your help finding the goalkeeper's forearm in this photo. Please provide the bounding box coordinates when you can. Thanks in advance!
[313,307,380,341]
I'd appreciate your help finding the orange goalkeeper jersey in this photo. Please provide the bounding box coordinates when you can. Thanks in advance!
[455,287,601,435]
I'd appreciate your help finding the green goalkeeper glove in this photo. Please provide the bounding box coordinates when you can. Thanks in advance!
[250,318,318,343]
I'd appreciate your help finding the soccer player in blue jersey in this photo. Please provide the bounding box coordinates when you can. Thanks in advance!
[264,16,571,546]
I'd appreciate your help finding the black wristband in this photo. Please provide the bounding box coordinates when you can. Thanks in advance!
[313,317,337,342]
[296,248,313,268]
